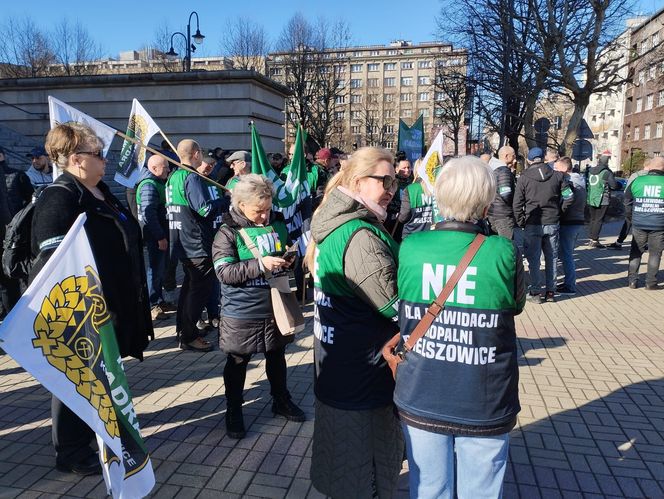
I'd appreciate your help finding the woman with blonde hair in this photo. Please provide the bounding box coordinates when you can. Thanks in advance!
[307,147,404,498]
[31,122,153,475]
[394,156,525,498]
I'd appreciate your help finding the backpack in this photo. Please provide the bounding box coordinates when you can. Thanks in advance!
[2,184,72,279]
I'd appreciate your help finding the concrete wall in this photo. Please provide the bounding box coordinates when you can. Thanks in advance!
[0,70,289,155]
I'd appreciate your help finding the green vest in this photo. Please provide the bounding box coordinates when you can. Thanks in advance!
[313,218,399,410]
[136,178,165,206]
[587,169,609,207]
[225,176,239,191]
[402,182,440,237]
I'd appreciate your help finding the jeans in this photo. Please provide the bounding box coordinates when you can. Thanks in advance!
[524,224,559,294]
[177,257,215,344]
[628,228,664,287]
[588,205,608,241]
[558,225,582,291]
[223,347,288,405]
[402,424,509,499]
[488,217,515,239]
[144,236,167,307]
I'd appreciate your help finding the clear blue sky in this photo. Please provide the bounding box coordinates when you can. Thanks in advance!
[4,0,660,59]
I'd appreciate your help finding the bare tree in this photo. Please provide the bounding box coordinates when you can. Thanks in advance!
[149,21,181,72]
[222,17,269,72]
[0,16,55,78]
[433,67,468,155]
[52,19,103,76]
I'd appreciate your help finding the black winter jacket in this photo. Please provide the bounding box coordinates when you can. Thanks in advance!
[488,161,515,221]
[0,161,33,217]
[30,171,153,360]
[513,162,574,226]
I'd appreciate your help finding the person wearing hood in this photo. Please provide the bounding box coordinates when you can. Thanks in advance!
[136,154,172,320]
[306,147,404,498]
[487,146,517,239]
[554,157,587,295]
[586,150,619,248]
[513,147,574,303]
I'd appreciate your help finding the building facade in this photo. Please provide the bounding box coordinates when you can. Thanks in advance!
[622,7,664,165]
[266,40,467,151]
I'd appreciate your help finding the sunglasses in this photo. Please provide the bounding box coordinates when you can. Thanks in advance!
[76,150,105,160]
[366,175,398,191]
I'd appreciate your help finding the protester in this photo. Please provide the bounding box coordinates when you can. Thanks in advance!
[212,174,305,439]
[394,155,524,499]
[609,158,652,250]
[513,147,574,303]
[624,156,664,290]
[545,149,559,169]
[385,151,413,238]
[0,146,33,215]
[31,122,153,475]
[479,152,492,163]
[398,158,438,238]
[268,152,286,174]
[225,151,251,191]
[487,145,517,239]
[25,146,53,188]
[554,156,587,295]
[586,150,619,248]
[209,147,233,185]
[310,148,335,209]
[306,147,404,498]
[159,139,179,164]
[166,139,227,352]
[137,154,172,320]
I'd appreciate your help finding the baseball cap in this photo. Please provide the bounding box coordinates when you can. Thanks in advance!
[316,148,333,160]
[27,146,47,158]
[226,150,251,163]
[527,147,543,162]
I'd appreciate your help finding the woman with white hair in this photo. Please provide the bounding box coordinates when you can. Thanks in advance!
[212,174,305,440]
[393,156,526,498]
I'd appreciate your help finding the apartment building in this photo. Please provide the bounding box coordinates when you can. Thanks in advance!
[622,7,664,164]
[266,40,467,150]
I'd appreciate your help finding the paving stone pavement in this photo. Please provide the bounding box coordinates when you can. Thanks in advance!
[0,222,663,498]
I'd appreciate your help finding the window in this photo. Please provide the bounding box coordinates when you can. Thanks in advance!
[335,95,345,104]
[634,127,640,140]
[435,91,445,101]
[336,79,346,88]
[418,92,429,101]
[385,110,394,118]
[649,67,657,80]
[384,63,396,70]
[351,125,360,134]
[370,50,380,56]
[654,32,661,46]
[421,109,430,117]
[334,111,345,120]
[350,79,362,88]
[368,63,379,71]
[384,93,395,102]
[401,77,413,86]
[644,124,651,139]
[434,108,444,117]
[351,94,362,104]
[384,142,395,150]
[353,51,363,57]
[418,76,430,85]
[334,65,346,73]
[387,49,397,55]
[269,67,282,76]
[660,90,664,106]
[368,94,379,103]
[368,78,379,88]
[639,70,645,84]
[656,122,663,138]
[647,94,654,110]
[402,109,413,118]
[336,52,345,58]
[400,93,413,102]
[351,64,363,73]
[418,60,432,69]
[636,98,643,112]
[401,62,413,69]
[384,77,396,87]
[351,110,361,120]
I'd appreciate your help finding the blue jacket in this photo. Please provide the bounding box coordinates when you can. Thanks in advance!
[136,170,167,241]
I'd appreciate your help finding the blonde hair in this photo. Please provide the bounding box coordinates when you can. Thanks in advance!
[231,173,274,211]
[412,157,423,181]
[304,146,393,270]
[45,123,103,169]
[435,155,495,222]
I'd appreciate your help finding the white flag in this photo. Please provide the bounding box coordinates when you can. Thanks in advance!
[114,99,162,188]
[0,214,155,499]
[416,130,446,194]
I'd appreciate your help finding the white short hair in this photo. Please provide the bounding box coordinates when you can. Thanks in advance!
[231,173,274,211]
[434,155,496,222]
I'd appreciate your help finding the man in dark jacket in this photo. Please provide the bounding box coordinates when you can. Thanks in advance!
[554,157,586,295]
[513,147,574,303]
[586,150,619,248]
[137,155,171,320]
[624,157,664,290]
[488,145,517,239]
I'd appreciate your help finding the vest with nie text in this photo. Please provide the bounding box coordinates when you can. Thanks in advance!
[630,173,664,230]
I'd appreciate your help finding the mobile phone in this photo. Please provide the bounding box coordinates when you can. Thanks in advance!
[281,244,298,260]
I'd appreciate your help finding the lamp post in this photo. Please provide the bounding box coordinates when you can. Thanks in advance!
[166,11,205,72]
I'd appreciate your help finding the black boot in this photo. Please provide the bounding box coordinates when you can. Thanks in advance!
[272,395,305,422]
[225,404,246,439]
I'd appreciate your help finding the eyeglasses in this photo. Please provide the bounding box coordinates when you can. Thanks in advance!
[366,175,398,192]
[76,150,105,160]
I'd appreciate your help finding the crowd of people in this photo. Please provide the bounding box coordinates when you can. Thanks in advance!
[0,124,663,498]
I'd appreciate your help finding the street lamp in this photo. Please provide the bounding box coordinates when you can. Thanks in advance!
[167,11,205,72]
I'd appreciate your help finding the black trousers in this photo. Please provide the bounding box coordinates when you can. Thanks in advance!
[588,205,609,241]
[176,257,215,344]
[223,347,288,406]
[617,218,632,244]
[0,272,20,319]
[628,229,664,287]
[52,396,96,466]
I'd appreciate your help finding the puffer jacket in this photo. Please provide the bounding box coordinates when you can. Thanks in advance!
[487,158,515,221]
[560,172,586,225]
[212,209,294,355]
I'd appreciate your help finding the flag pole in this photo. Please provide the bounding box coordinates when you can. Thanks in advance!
[159,131,178,158]
[114,130,229,192]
